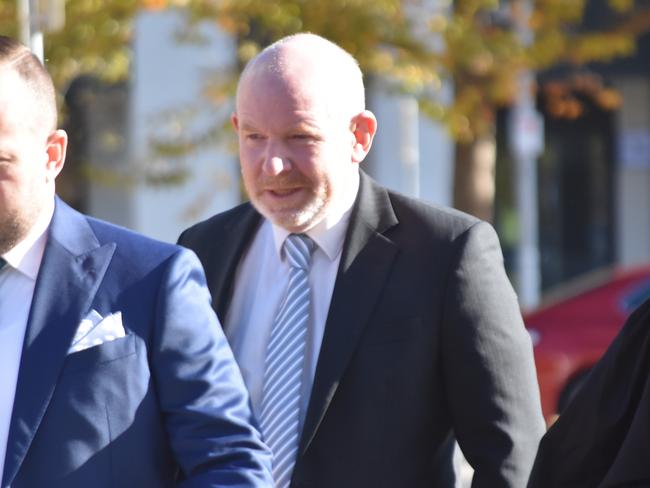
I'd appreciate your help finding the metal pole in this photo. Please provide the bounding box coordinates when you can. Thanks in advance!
[17,0,31,46]
[399,97,420,198]
[513,93,542,309]
[17,0,44,62]
[30,31,44,63]
[29,0,44,63]
[510,0,542,309]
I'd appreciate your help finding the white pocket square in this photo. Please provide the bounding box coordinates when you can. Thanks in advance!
[68,310,126,354]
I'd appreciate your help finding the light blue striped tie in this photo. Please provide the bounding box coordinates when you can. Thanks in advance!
[260,233,315,488]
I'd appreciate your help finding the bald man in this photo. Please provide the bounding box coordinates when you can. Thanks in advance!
[0,36,272,487]
[179,33,545,488]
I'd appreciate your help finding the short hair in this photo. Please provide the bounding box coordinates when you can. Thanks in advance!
[237,33,366,116]
[0,35,57,131]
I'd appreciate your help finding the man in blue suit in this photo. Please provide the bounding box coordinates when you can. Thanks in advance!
[0,36,272,487]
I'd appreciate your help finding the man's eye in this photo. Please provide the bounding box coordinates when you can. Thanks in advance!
[291,134,314,141]
[246,133,264,141]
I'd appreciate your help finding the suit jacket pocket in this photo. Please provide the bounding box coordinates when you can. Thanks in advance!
[360,317,423,346]
[62,334,137,375]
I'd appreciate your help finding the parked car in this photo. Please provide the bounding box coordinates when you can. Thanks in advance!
[524,264,650,424]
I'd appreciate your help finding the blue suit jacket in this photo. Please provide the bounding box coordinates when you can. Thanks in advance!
[2,198,272,488]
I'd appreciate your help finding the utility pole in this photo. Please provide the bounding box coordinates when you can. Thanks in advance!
[508,0,543,310]
[17,0,42,61]
[16,0,65,63]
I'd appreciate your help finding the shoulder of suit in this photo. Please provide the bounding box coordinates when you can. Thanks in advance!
[384,187,487,240]
[84,214,185,263]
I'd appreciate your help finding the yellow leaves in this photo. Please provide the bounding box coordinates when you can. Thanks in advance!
[393,63,441,93]
[569,34,635,64]
[428,14,448,33]
[367,50,395,74]
[608,0,634,13]
[39,0,139,88]
[528,31,566,68]
[454,0,499,17]
[165,0,192,7]
[467,50,493,76]
[237,41,260,64]
[101,50,131,82]
[202,72,237,104]
[419,98,445,121]
[3,0,642,146]
[541,74,623,120]
[531,0,585,25]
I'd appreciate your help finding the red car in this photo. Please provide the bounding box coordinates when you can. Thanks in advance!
[524,264,650,424]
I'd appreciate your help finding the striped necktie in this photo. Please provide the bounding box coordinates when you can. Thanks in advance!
[0,257,6,272]
[259,233,315,488]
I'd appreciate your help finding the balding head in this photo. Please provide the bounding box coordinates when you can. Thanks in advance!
[232,33,377,233]
[0,36,57,135]
[237,33,366,123]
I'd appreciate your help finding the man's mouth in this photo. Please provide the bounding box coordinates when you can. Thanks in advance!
[266,187,302,197]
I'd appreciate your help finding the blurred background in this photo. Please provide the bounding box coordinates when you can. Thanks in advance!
[4,0,650,433]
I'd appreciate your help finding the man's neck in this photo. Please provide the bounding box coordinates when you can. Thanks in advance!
[2,197,55,279]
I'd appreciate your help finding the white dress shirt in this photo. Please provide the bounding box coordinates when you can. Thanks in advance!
[0,200,53,477]
[225,172,360,429]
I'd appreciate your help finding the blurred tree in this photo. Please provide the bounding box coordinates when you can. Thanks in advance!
[171,0,648,220]
[0,0,137,87]
[1,0,648,219]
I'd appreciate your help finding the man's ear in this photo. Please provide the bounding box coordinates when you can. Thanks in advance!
[231,112,239,131]
[350,110,377,163]
[45,129,67,182]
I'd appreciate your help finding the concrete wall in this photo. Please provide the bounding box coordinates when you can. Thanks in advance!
[366,84,454,206]
[88,10,241,243]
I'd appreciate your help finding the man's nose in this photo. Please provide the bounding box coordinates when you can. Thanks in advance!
[262,156,286,176]
[262,143,290,176]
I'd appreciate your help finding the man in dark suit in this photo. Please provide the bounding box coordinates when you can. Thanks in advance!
[179,33,545,487]
[0,36,272,487]
[528,297,650,487]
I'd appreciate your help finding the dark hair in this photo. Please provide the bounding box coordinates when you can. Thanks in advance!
[0,35,57,131]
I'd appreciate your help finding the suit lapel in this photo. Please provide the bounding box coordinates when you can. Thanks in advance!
[299,172,399,454]
[207,205,261,325]
[3,199,115,487]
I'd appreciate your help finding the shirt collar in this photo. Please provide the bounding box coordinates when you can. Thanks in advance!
[271,170,360,262]
[2,198,54,281]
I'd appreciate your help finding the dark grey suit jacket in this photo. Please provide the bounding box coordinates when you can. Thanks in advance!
[179,172,545,488]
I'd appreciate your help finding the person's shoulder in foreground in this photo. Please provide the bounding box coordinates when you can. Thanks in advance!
[528,296,650,488]
[24,198,272,487]
[0,35,272,488]
[66,198,275,487]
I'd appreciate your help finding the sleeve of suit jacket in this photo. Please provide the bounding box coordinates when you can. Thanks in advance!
[150,248,273,487]
[528,297,650,488]
[441,221,545,487]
